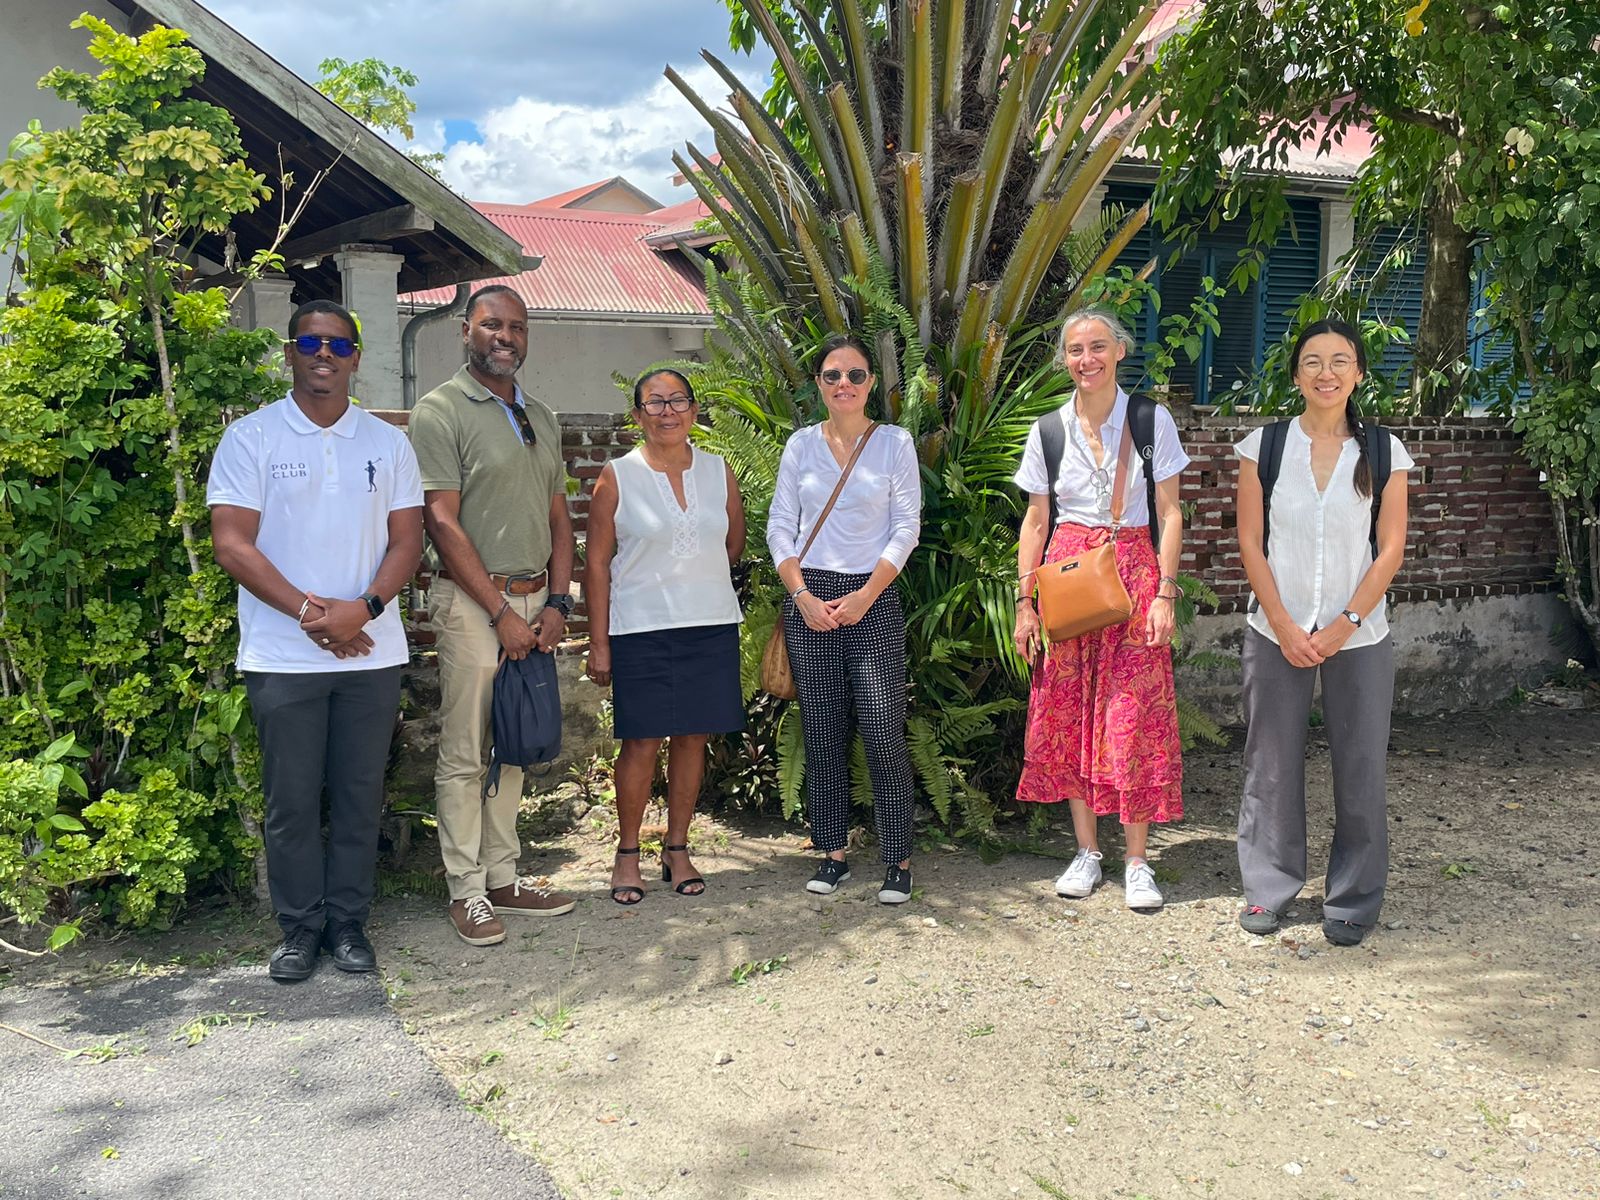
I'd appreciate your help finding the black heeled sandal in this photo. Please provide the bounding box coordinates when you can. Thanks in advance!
[661,844,705,896]
[610,846,644,905]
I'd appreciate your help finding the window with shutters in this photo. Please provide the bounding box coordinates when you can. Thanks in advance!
[1102,183,1322,406]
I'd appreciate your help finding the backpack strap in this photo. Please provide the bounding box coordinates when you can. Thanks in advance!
[1127,392,1160,550]
[1255,419,1292,563]
[1363,420,1391,561]
[1248,419,1292,616]
[1039,406,1067,533]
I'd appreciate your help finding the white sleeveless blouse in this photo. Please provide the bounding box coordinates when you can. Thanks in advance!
[608,446,743,635]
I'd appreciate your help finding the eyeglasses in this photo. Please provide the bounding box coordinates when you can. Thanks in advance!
[819,368,869,386]
[1298,355,1357,375]
[639,395,695,416]
[287,334,359,358]
[507,402,538,447]
[1088,466,1111,512]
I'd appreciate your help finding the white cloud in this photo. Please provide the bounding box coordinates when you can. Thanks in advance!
[438,62,763,205]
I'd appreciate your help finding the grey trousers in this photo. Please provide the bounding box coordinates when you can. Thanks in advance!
[1238,628,1394,926]
[244,667,403,934]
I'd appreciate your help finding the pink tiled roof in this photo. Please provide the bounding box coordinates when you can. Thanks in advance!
[404,203,710,317]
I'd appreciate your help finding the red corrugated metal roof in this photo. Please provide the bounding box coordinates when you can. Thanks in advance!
[640,195,724,248]
[404,203,710,317]
[535,179,614,208]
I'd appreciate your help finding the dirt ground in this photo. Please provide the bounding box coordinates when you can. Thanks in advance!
[9,703,1600,1199]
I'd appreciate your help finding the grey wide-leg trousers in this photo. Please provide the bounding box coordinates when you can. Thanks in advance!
[1238,627,1394,926]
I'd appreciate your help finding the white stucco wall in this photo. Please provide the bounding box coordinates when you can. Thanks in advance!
[0,0,131,147]
[405,311,713,413]
[1177,593,1583,720]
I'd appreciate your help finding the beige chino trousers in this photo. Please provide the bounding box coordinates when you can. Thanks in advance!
[431,577,547,900]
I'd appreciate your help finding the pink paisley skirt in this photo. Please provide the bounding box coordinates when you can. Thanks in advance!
[1016,522,1183,824]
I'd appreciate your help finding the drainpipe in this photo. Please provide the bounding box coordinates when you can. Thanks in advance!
[401,283,469,408]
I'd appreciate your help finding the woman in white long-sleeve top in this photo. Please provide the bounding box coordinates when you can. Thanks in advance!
[767,333,923,904]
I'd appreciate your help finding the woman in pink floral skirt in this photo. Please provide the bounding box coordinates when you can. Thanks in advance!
[1012,308,1189,910]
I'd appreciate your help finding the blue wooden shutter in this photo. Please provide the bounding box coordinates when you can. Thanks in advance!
[1360,224,1428,382]
[1261,197,1323,348]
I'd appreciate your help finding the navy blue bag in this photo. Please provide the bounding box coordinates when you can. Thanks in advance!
[484,650,562,797]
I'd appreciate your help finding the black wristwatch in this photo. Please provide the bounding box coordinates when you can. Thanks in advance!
[361,592,384,620]
[545,593,574,618]
[1341,608,1362,628]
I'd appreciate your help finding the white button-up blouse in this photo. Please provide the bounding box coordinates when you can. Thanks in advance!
[1236,418,1414,649]
[767,423,922,575]
[1013,389,1191,528]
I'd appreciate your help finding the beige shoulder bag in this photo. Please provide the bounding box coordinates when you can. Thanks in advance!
[1033,420,1136,643]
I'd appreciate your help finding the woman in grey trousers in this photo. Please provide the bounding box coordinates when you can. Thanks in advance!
[1233,318,1413,947]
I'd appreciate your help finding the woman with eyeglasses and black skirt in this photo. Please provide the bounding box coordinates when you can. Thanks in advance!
[585,369,746,904]
[767,333,922,904]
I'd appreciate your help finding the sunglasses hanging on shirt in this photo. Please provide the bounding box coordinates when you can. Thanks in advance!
[508,402,538,447]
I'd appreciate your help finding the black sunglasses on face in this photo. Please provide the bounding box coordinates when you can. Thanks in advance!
[287,334,359,358]
[819,368,870,386]
[508,402,538,446]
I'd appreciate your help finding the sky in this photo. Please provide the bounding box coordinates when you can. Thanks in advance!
[205,0,772,207]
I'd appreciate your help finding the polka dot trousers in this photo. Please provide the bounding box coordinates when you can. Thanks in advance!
[783,569,915,865]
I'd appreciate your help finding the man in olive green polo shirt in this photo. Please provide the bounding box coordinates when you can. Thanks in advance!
[411,285,578,946]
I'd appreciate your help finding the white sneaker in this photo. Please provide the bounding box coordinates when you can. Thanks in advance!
[1124,860,1164,910]
[1054,849,1103,898]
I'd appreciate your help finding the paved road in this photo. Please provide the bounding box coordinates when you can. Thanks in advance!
[0,965,562,1199]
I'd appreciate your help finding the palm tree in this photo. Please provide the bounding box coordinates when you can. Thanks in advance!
[668,0,1167,834]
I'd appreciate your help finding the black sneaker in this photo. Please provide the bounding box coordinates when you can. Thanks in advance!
[1239,905,1280,935]
[1323,918,1369,947]
[805,858,851,894]
[269,926,322,982]
[878,865,912,905]
[324,922,377,973]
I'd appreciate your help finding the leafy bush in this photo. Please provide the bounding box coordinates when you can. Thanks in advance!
[0,16,280,945]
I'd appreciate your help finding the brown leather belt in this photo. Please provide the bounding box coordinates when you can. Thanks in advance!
[435,567,548,595]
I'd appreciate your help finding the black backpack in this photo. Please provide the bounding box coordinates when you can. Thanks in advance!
[1255,418,1393,563]
[484,650,562,798]
[1039,392,1161,549]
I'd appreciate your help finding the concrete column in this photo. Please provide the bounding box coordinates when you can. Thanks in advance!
[1319,198,1356,279]
[1070,183,1110,232]
[333,244,405,409]
[234,274,296,336]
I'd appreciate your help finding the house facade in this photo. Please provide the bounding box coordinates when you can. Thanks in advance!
[2,0,525,408]
[401,188,717,413]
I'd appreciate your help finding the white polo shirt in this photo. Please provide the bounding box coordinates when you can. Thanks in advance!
[206,394,424,673]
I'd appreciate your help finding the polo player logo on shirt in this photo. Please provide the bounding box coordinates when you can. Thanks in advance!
[366,458,381,492]
[270,460,309,479]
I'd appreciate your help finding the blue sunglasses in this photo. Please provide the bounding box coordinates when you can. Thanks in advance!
[287,334,359,358]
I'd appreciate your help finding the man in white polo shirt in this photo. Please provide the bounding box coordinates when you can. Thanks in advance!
[208,300,424,983]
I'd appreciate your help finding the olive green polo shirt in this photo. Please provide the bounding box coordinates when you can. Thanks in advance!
[410,365,568,575]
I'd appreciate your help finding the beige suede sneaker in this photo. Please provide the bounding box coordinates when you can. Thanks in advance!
[448,895,506,946]
[487,875,576,917]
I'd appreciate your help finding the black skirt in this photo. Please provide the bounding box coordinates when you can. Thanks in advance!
[610,622,745,739]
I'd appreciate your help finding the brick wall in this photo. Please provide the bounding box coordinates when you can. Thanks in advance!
[395,409,1558,632]
[1178,414,1557,613]
[562,413,636,634]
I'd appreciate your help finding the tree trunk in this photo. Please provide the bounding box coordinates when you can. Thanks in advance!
[1411,154,1472,416]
